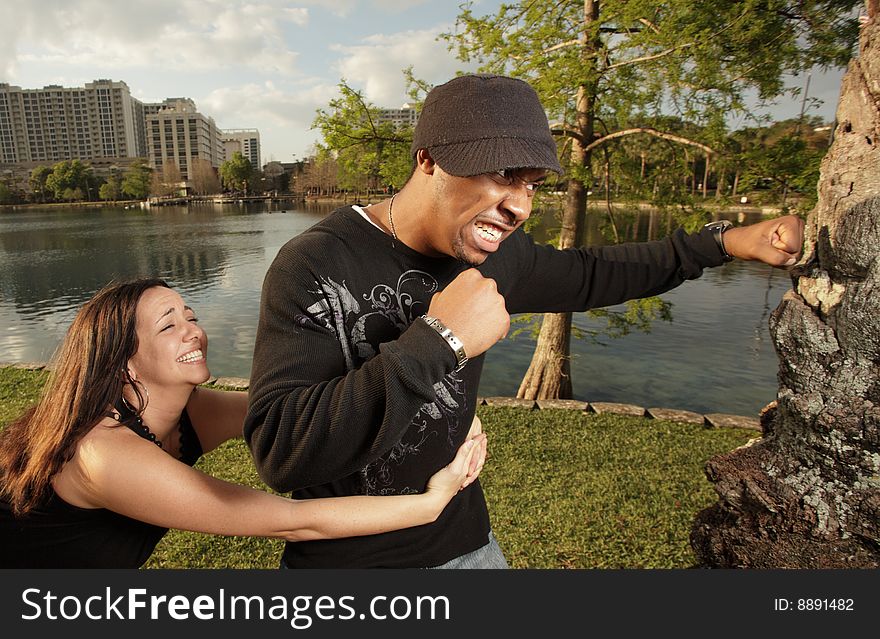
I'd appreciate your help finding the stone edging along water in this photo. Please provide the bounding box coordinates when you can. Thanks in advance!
[2,362,762,432]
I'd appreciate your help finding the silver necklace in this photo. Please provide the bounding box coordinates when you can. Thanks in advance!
[387,194,397,240]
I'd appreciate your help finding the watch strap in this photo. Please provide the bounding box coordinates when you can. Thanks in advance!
[704,220,734,262]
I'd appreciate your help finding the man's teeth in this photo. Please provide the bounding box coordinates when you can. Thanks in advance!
[475,222,502,241]
[177,350,204,363]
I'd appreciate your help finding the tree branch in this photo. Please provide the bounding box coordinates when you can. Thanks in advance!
[606,7,755,73]
[605,41,695,70]
[549,122,586,145]
[332,132,409,149]
[584,128,715,155]
[637,18,661,34]
[350,89,381,139]
[540,38,581,55]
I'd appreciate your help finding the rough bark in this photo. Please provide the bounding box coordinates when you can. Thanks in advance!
[691,12,880,568]
[517,312,574,399]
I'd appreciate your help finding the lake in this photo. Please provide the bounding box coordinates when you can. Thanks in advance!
[0,201,791,415]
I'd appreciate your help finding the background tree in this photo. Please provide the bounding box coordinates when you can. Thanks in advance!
[28,166,52,203]
[190,158,222,195]
[300,148,340,196]
[98,173,122,201]
[151,161,183,197]
[263,161,290,194]
[313,80,418,191]
[446,0,860,399]
[287,159,306,195]
[98,175,122,201]
[121,160,152,200]
[736,117,830,208]
[0,180,17,205]
[692,5,880,568]
[45,160,95,202]
[250,169,268,195]
[219,152,254,194]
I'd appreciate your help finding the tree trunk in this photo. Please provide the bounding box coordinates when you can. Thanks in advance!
[518,156,588,400]
[516,312,574,399]
[691,13,880,568]
[702,154,710,198]
[518,0,598,401]
[731,169,740,197]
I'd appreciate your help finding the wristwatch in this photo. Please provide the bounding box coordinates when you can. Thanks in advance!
[704,220,734,262]
[420,315,469,373]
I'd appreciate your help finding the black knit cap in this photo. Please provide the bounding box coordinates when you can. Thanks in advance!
[411,74,563,177]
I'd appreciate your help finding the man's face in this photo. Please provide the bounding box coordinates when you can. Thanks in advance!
[428,165,547,266]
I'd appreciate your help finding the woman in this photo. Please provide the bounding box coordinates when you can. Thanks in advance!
[0,278,486,568]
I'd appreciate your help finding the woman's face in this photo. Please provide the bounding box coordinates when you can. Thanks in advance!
[127,286,210,390]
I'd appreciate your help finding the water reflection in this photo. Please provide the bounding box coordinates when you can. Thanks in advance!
[2,206,246,313]
[1,201,787,415]
[483,203,789,414]
[0,202,331,364]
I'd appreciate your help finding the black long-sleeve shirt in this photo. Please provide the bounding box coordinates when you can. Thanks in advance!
[244,206,724,567]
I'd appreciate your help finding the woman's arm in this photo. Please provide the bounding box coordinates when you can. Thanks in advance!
[76,420,486,542]
[185,387,248,453]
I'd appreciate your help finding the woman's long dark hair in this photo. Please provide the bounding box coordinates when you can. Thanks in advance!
[0,278,169,515]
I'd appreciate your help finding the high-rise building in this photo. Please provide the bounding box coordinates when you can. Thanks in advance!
[0,79,146,165]
[145,99,225,180]
[378,103,418,130]
[221,129,260,169]
[1,80,258,192]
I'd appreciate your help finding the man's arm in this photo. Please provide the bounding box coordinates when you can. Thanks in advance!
[493,224,720,313]
[494,215,804,314]
[244,261,461,494]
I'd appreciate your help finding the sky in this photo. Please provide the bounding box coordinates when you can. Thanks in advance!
[0,0,849,165]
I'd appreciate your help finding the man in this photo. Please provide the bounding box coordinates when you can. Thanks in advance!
[244,74,803,568]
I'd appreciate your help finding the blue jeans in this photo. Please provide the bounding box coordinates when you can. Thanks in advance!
[429,531,509,569]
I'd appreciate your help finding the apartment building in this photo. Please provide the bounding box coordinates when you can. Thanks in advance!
[378,103,418,130]
[1,79,260,191]
[145,98,225,180]
[221,128,260,169]
[0,79,146,166]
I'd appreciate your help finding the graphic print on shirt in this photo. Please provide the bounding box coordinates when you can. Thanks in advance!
[305,271,467,494]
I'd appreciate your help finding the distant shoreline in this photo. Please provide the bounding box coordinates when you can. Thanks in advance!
[1,197,784,215]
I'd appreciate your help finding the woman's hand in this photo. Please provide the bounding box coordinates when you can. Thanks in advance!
[461,415,486,490]
[425,416,488,509]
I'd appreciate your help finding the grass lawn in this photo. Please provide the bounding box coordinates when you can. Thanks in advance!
[0,366,756,568]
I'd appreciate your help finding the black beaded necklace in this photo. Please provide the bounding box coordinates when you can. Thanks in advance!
[111,399,164,448]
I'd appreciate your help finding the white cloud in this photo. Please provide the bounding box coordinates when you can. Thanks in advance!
[332,27,474,106]
[371,0,429,12]
[1,0,308,79]
[283,7,310,25]
[294,0,358,18]
[201,80,339,159]
[203,80,335,128]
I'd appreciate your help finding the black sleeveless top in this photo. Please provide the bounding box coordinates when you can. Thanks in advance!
[0,409,203,568]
